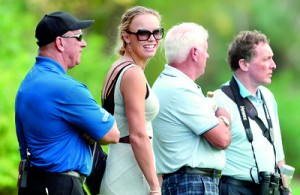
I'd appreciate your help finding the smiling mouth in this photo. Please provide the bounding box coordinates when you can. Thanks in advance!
[144,45,155,49]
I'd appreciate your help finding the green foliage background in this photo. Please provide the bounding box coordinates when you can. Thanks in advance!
[1,0,299,194]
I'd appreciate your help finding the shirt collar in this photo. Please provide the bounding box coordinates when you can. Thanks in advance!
[36,56,66,74]
[233,74,262,101]
[163,64,197,86]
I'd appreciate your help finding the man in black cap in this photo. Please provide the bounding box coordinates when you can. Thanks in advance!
[15,11,120,195]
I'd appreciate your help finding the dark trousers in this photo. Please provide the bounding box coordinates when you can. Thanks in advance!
[18,167,87,195]
[219,176,259,195]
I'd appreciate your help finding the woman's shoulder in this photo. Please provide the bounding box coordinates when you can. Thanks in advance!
[121,64,145,82]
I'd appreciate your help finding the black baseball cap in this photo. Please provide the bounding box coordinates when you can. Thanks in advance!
[35,11,94,47]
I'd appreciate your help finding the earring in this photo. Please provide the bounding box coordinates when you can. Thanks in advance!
[128,43,132,52]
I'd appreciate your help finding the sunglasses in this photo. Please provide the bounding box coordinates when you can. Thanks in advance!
[126,28,164,41]
[61,34,83,41]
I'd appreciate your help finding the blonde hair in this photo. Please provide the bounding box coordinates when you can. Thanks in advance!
[115,6,161,56]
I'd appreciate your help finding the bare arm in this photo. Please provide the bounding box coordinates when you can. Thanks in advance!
[277,159,285,170]
[203,107,231,149]
[98,121,120,145]
[81,121,120,145]
[121,67,160,192]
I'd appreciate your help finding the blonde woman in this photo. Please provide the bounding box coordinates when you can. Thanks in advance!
[100,6,163,195]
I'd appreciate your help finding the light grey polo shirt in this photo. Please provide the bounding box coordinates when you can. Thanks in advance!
[152,64,224,174]
[213,76,284,183]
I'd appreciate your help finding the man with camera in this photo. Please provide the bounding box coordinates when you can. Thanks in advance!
[213,30,292,194]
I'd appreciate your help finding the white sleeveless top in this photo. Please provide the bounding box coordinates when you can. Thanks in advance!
[100,64,159,195]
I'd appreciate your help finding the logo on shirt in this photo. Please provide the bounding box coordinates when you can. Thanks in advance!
[100,108,109,121]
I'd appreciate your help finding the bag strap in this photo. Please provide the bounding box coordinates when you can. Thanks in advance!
[94,61,132,161]
[101,61,133,114]
[103,61,133,100]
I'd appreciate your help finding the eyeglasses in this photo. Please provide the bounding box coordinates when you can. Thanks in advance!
[126,28,164,41]
[61,34,83,41]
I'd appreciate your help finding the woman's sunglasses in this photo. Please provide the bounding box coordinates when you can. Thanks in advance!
[126,28,164,41]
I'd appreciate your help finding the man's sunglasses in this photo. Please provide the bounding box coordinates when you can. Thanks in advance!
[126,28,164,41]
[61,34,83,41]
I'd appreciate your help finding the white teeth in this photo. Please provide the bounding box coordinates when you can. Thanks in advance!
[144,45,155,49]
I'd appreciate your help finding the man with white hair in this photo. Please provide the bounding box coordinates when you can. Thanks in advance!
[152,22,231,195]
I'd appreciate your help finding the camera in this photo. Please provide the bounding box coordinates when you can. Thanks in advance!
[258,171,280,195]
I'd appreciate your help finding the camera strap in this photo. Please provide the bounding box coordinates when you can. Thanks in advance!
[221,76,278,181]
[221,78,274,144]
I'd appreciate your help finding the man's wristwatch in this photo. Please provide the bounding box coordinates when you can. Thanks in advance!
[219,116,230,128]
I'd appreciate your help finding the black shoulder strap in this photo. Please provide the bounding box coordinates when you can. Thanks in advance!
[221,78,273,143]
[103,61,133,100]
[222,77,259,181]
[222,77,279,178]
[221,77,253,142]
[101,61,133,114]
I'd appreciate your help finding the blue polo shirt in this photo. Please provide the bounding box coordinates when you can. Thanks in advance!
[15,56,115,176]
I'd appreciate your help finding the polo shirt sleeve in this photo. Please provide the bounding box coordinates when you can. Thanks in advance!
[59,82,115,141]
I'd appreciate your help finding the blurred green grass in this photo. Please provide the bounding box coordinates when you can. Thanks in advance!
[291,177,300,194]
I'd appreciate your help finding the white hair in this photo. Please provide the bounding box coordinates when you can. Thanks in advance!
[164,22,208,64]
